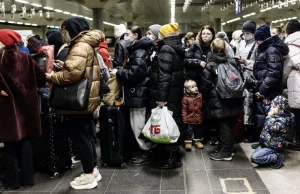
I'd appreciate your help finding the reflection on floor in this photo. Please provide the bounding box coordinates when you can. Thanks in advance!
[0,144,271,194]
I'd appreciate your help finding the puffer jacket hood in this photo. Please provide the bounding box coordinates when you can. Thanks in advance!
[131,37,153,52]
[208,53,228,63]
[72,30,103,48]
[285,31,300,46]
[258,35,289,56]
[162,36,185,57]
[100,41,108,49]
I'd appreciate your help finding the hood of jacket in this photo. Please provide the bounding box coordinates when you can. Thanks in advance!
[161,36,185,57]
[259,35,289,56]
[99,41,108,49]
[71,30,103,48]
[208,53,228,63]
[184,91,200,97]
[130,36,153,52]
[285,31,300,46]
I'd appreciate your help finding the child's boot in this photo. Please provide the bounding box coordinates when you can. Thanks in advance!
[185,141,192,151]
[194,139,204,149]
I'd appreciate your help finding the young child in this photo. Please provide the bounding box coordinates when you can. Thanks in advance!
[182,80,204,151]
[250,95,294,168]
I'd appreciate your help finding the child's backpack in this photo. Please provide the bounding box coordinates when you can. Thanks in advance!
[215,62,245,99]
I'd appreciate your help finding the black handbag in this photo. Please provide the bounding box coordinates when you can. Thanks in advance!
[49,60,94,111]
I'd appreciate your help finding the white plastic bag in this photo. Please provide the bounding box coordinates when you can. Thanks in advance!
[142,106,180,144]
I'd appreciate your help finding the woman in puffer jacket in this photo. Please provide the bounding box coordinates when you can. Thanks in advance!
[283,19,300,150]
[110,26,153,165]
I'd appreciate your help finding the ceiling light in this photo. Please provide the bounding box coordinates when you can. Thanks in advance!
[0,2,5,14]
[227,17,241,23]
[266,7,272,10]
[17,22,23,25]
[31,3,42,7]
[30,7,35,16]
[183,0,193,13]
[20,5,26,17]
[46,11,50,18]
[71,13,78,16]
[273,5,279,8]
[49,25,55,28]
[8,21,15,24]
[11,4,16,14]
[39,10,43,17]
[55,26,60,28]
[260,9,266,12]
[15,0,29,4]
[44,6,53,10]
[221,22,226,25]
[32,24,38,26]
[0,20,5,22]
[292,16,297,19]
[170,0,176,23]
[88,17,93,21]
[103,21,117,26]
[63,11,70,15]
[24,23,31,25]
[54,9,63,13]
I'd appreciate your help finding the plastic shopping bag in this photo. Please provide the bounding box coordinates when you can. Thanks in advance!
[142,106,180,144]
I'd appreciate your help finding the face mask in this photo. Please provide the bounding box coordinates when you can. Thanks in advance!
[158,33,162,41]
[146,34,154,41]
[124,35,131,47]
[244,34,253,41]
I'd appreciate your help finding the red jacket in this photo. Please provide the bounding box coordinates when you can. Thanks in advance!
[98,41,110,68]
[182,92,203,125]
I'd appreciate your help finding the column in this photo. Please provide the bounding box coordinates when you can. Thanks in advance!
[41,25,48,42]
[93,8,104,31]
[215,18,221,33]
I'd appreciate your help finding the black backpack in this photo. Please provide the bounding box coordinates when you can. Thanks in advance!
[215,62,245,99]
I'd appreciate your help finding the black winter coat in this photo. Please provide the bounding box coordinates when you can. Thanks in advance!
[149,36,185,121]
[184,42,205,86]
[116,37,152,108]
[113,39,128,68]
[200,53,243,120]
[252,35,289,128]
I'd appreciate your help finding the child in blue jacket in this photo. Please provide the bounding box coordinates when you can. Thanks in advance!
[250,95,294,168]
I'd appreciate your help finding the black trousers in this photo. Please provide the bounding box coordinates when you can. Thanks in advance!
[218,117,237,151]
[292,109,300,139]
[67,115,97,174]
[185,124,203,141]
[4,138,33,187]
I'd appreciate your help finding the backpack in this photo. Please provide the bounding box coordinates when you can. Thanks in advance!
[215,62,245,99]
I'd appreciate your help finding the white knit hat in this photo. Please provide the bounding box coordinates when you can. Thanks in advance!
[114,24,126,38]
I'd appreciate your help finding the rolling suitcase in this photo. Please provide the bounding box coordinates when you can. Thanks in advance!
[99,105,131,168]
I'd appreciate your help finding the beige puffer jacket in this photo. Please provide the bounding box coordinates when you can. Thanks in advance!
[51,30,103,114]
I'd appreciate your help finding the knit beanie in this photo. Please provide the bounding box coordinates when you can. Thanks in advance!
[271,95,288,111]
[46,29,60,38]
[242,21,256,34]
[286,19,300,35]
[61,17,90,39]
[0,29,22,46]
[160,23,179,37]
[114,24,126,38]
[216,31,229,43]
[148,24,162,38]
[254,24,271,41]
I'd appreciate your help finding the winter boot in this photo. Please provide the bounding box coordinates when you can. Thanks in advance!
[158,150,182,169]
[184,141,192,151]
[194,140,204,149]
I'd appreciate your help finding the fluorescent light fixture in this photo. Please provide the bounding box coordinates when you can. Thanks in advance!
[273,5,279,8]
[54,9,63,13]
[292,16,297,19]
[15,0,29,4]
[44,6,53,10]
[88,17,93,21]
[266,7,272,10]
[63,11,70,15]
[49,25,55,28]
[71,13,78,16]
[227,17,241,23]
[260,9,266,12]
[8,21,16,24]
[17,22,23,25]
[288,17,292,20]
[84,17,89,20]
[32,24,38,26]
[25,23,31,25]
[47,25,50,27]
[183,0,193,13]
[170,0,176,23]
[221,22,227,25]
[103,21,117,26]
[31,3,42,7]
[0,20,5,22]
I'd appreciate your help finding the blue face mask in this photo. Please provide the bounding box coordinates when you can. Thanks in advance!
[244,34,253,41]
[146,34,154,41]
[124,35,131,47]
[158,33,162,41]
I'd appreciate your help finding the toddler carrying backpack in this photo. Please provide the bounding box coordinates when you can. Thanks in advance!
[215,62,245,99]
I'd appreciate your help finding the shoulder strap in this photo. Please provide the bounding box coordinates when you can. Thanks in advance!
[247,43,256,60]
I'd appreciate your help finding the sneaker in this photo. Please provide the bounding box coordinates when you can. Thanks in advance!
[270,153,284,169]
[72,155,81,164]
[70,174,97,190]
[130,153,151,166]
[93,167,102,182]
[210,150,232,161]
[251,143,260,150]
[214,145,235,156]
[287,143,300,151]
[210,136,219,145]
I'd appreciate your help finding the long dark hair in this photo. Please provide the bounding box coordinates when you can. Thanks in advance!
[128,26,142,40]
[198,25,215,45]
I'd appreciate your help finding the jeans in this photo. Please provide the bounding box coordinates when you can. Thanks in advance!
[250,146,278,165]
[185,124,203,141]
[4,138,33,187]
[66,115,97,174]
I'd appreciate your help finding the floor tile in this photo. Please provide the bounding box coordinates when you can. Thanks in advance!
[161,191,185,194]
[106,170,161,192]
[161,169,184,191]
[51,166,113,193]
[185,170,210,191]
[182,151,205,170]
[207,169,267,191]
[212,189,270,194]
[1,192,50,194]
[187,190,212,194]
[268,189,300,194]
[105,191,159,194]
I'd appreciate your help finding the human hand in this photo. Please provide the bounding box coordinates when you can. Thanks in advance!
[156,101,167,107]
[0,90,8,97]
[45,71,54,80]
[200,61,206,68]
[255,92,264,99]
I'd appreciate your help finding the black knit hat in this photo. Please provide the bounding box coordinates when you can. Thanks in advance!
[286,19,300,35]
[61,17,90,39]
[254,24,271,41]
[242,21,256,34]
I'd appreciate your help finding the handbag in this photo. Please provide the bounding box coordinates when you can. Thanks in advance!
[49,54,95,111]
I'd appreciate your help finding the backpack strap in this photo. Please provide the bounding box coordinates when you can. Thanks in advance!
[247,43,256,60]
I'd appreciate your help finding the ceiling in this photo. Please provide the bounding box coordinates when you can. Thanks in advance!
[0,0,299,32]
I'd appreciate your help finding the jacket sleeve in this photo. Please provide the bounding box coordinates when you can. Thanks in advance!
[259,47,283,95]
[116,56,147,83]
[31,57,46,88]
[200,64,213,95]
[113,42,125,67]
[182,96,188,123]
[157,46,173,102]
[184,44,203,69]
[199,93,203,110]
[51,44,92,85]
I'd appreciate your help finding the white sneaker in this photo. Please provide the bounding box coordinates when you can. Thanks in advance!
[71,156,81,164]
[70,173,97,190]
[93,167,102,182]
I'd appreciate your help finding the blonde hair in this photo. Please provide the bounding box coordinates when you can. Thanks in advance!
[211,38,226,54]
[184,80,197,92]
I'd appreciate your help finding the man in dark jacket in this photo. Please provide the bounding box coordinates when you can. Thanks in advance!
[149,23,185,169]
[252,24,289,149]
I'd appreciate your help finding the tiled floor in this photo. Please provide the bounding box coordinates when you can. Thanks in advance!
[0,144,270,194]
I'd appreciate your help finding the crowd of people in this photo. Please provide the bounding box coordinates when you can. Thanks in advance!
[0,16,300,190]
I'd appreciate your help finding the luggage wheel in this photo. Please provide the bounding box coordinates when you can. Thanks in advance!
[121,163,127,169]
[53,172,59,178]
